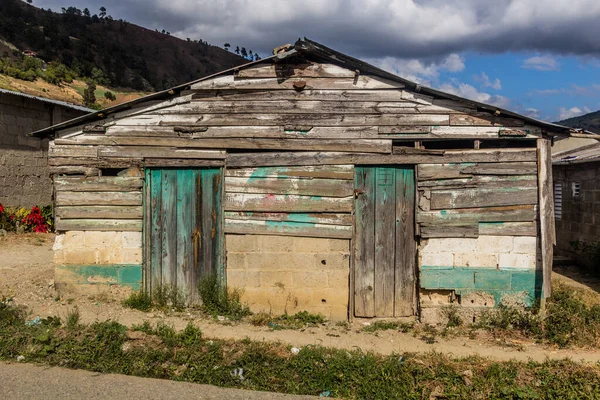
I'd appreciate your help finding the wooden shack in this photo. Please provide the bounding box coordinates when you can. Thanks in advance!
[33,39,570,321]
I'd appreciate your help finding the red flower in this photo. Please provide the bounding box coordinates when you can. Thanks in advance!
[0,203,4,214]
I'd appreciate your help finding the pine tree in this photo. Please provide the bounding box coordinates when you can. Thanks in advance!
[83,81,97,107]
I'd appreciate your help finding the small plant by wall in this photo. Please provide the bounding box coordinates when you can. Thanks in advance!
[0,203,53,233]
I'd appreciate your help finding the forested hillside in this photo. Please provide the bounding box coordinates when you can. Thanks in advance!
[558,110,600,134]
[0,0,246,93]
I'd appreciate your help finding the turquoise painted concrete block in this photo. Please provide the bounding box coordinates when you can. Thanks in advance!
[421,268,475,290]
[56,264,142,290]
[474,270,511,290]
[510,271,537,292]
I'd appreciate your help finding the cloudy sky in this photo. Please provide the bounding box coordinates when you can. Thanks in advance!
[33,0,600,121]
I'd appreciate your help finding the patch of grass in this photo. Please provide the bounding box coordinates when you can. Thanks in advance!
[250,311,326,330]
[198,275,251,320]
[442,305,463,328]
[122,285,186,312]
[2,304,600,399]
[363,320,414,333]
[66,307,80,330]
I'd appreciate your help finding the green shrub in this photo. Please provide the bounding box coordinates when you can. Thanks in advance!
[198,274,251,320]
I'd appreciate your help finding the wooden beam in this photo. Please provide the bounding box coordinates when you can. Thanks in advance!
[538,138,554,298]
[224,218,352,239]
[225,165,354,180]
[224,193,353,213]
[55,218,143,232]
[56,191,142,206]
[225,176,354,197]
[416,205,537,225]
[430,187,538,209]
[56,206,143,219]
[54,177,142,192]
[190,75,405,90]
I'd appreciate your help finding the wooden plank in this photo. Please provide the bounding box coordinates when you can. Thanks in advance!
[63,135,391,154]
[49,157,142,169]
[98,146,226,159]
[374,167,396,317]
[430,187,538,210]
[225,165,354,180]
[427,126,540,138]
[450,113,525,127]
[55,218,142,232]
[49,145,98,158]
[176,169,193,300]
[144,159,225,167]
[161,169,178,288]
[227,149,538,167]
[416,205,537,225]
[49,166,99,176]
[354,167,376,317]
[478,222,537,236]
[417,162,538,180]
[395,168,416,316]
[538,138,554,298]
[224,193,353,213]
[55,206,142,219]
[56,191,142,206]
[225,176,354,197]
[191,75,405,90]
[54,177,143,192]
[418,175,538,190]
[149,169,163,292]
[154,113,450,127]
[419,224,479,238]
[236,63,356,78]
[224,219,352,239]
[163,100,472,115]
[191,89,406,102]
[223,211,352,226]
[143,168,151,294]
[200,169,221,279]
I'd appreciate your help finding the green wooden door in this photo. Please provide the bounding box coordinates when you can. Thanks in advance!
[146,168,222,304]
[354,166,416,317]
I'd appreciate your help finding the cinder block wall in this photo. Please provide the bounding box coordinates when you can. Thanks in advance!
[554,162,600,254]
[53,231,143,289]
[226,234,350,321]
[419,235,539,322]
[0,92,87,207]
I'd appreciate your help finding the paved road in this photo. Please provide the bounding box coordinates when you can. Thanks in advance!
[0,362,315,399]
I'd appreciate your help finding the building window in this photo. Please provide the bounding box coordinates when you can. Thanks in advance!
[554,182,562,220]
[572,181,581,198]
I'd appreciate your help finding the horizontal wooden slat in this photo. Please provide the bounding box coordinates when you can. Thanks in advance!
[191,75,405,90]
[236,63,356,79]
[58,135,392,154]
[49,145,98,158]
[224,219,352,239]
[191,89,406,102]
[224,212,353,226]
[225,176,353,197]
[56,206,143,219]
[143,158,225,167]
[450,113,525,127]
[56,191,142,206]
[417,162,538,180]
[49,166,99,176]
[430,187,538,209]
[97,146,226,159]
[224,193,353,212]
[48,157,142,168]
[420,224,479,238]
[416,205,537,225]
[418,175,538,190]
[227,149,537,167]
[225,165,354,180]
[55,218,142,232]
[478,222,537,236]
[152,113,451,127]
[54,177,142,192]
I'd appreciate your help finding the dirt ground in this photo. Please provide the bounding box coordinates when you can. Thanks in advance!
[2,233,600,364]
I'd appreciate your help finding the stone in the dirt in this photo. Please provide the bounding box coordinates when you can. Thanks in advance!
[291,347,300,354]
[16,355,25,362]
[0,229,7,237]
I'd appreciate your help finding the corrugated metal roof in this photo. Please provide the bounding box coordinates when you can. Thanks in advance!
[0,88,94,113]
[31,38,573,137]
[553,142,600,165]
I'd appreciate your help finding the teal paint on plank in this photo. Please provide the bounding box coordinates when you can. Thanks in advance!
[149,169,163,292]
[265,220,317,228]
[56,264,142,290]
[176,169,193,299]
[161,169,178,287]
[374,166,396,316]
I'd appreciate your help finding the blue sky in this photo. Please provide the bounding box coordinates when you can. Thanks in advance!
[32,0,600,122]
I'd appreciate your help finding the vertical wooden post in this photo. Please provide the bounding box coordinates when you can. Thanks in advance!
[537,138,555,300]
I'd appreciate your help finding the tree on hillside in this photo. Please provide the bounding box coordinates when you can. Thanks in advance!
[235,46,240,55]
[224,43,230,51]
[240,47,247,58]
[99,6,106,19]
[83,81,97,107]
[27,0,33,4]
[83,8,90,17]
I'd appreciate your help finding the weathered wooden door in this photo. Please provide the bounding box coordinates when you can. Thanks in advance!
[354,166,416,317]
[146,168,222,304]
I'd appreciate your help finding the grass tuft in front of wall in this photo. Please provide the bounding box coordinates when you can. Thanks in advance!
[250,311,327,330]
[198,275,251,321]
[2,297,600,399]
[122,285,186,313]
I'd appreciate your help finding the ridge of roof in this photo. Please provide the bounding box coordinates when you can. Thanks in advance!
[31,38,571,137]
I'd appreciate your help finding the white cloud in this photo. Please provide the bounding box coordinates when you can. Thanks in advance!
[474,72,502,90]
[372,53,465,85]
[523,108,541,119]
[437,82,510,108]
[529,85,600,96]
[558,106,592,120]
[521,55,560,71]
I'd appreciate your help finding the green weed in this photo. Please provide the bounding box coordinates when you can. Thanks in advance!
[198,275,251,320]
[122,285,185,312]
[362,320,414,333]
[250,311,326,330]
[122,290,152,312]
[66,307,80,330]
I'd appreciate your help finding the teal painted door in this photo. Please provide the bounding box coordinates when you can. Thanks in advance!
[354,166,416,317]
[146,168,222,304]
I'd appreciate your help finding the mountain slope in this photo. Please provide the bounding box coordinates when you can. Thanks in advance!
[557,110,600,134]
[0,0,246,92]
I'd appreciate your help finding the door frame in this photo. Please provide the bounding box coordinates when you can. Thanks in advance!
[351,164,418,319]
[142,166,225,297]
